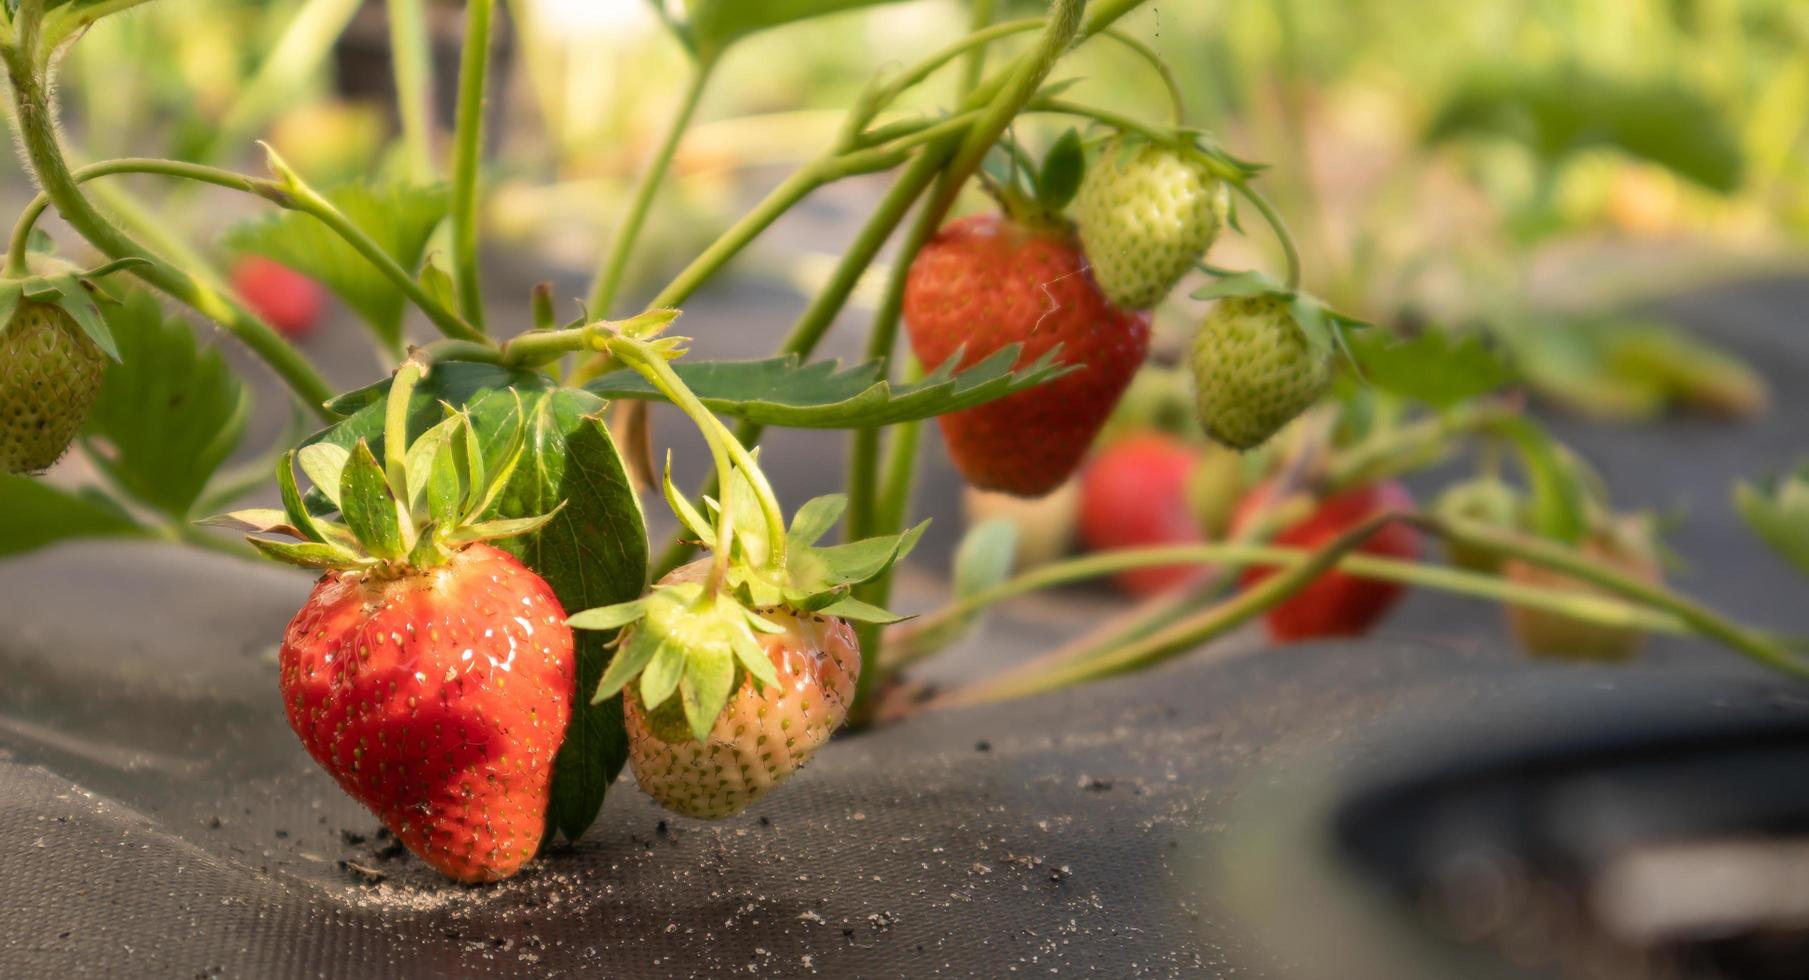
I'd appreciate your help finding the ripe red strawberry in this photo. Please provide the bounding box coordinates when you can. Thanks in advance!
[1504,520,1661,661]
[233,256,324,338]
[1079,432,1205,596]
[220,389,575,882]
[280,543,573,882]
[905,213,1151,497]
[622,561,859,819]
[1232,480,1420,641]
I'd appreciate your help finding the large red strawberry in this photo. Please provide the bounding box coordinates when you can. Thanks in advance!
[622,562,859,819]
[217,384,573,882]
[1079,432,1205,596]
[1232,480,1420,641]
[905,213,1150,497]
[233,256,324,339]
[281,543,572,881]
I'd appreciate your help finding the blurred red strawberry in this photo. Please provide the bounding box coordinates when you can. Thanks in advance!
[232,256,324,339]
[1232,480,1419,641]
[1079,432,1205,596]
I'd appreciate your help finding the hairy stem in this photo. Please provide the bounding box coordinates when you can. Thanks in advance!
[1,49,336,416]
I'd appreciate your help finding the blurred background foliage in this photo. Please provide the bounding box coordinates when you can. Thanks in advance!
[26,0,1809,421]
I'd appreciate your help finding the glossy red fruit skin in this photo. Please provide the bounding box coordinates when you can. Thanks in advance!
[904,213,1151,497]
[1232,481,1420,642]
[233,256,324,338]
[279,544,573,882]
[1079,432,1204,596]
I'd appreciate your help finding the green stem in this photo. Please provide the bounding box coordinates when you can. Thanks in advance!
[450,0,496,330]
[37,0,156,52]
[0,52,336,416]
[1418,515,1809,677]
[890,542,1686,670]
[609,338,788,568]
[648,165,822,310]
[958,0,1000,95]
[586,58,717,317]
[386,0,437,182]
[1233,181,1302,292]
[1024,96,1172,145]
[1099,27,1186,126]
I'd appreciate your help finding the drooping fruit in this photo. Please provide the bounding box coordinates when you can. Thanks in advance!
[0,301,105,474]
[1073,137,1228,310]
[280,543,573,882]
[620,561,860,819]
[233,256,324,339]
[1189,295,1331,451]
[1232,480,1420,641]
[905,212,1151,497]
[1504,520,1661,662]
[1079,432,1206,596]
[219,388,574,882]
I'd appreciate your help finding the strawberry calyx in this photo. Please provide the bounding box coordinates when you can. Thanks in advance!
[0,255,151,362]
[1190,269,1371,368]
[205,361,560,576]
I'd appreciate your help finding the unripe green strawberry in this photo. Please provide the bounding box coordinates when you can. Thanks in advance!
[0,301,106,474]
[1434,478,1523,573]
[1189,295,1331,451]
[1074,138,1228,310]
[623,562,859,820]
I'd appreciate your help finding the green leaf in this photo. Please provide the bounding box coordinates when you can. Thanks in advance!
[640,640,685,711]
[224,182,450,353]
[1038,128,1086,213]
[0,474,144,557]
[1498,417,1588,545]
[788,495,847,548]
[1348,329,1516,409]
[338,440,406,560]
[813,521,928,586]
[584,347,1072,429]
[1426,67,1742,192]
[676,0,912,60]
[80,291,250,519]
[818,595,907,624]
[299,367,648,842]
[1735,466,1809,578]
[297,443,350,508]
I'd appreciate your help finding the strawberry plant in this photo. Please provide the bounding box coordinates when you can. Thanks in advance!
[3,0,1807,886]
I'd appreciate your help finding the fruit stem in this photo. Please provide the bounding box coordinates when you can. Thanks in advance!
[449,0,497,332]
[886,542,1689,672]
[607,337,790,573]
[0,36,338,419]
[958,0,1001,96]
[933,511,1410,708]
[1097,28,1187,126]
[585,55,718,319]
[1232,181,1303,292]
[385,0,438,183]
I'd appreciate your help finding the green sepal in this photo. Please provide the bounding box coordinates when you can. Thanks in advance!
[679,640,737,743]
[339,439,407,561]
[196,508,297,535]
[1037,127,1085,213]
[1734,464,1809,578]
[442,506,565,546]
[729,624,779,691]
[277,450,331,544]
[663,453,715,544]
[817,595,908,625]
[590,625,660,704]
[811,521,928,587]
[404,412,464,513]
[424,432,463,527]
[639,640,686,713]
[0,282,21,338]
[570,598,650,633]
[787,494,847,549]
[297,443,350,509]
[249,537,366,569]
